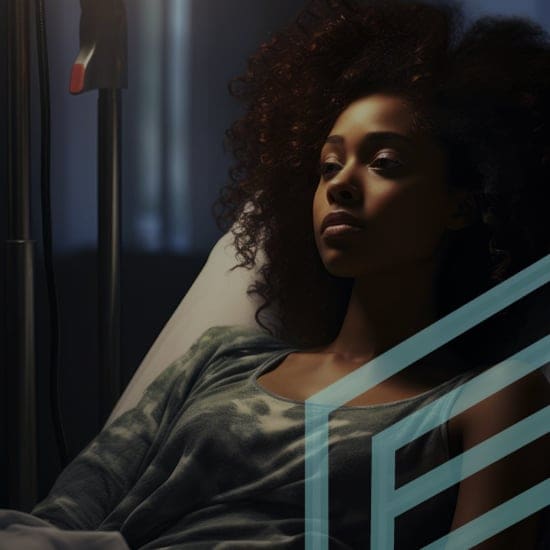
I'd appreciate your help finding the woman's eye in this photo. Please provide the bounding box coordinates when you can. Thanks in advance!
[319,162,341,179]
[370,156,403,170]
[319,155,403,180]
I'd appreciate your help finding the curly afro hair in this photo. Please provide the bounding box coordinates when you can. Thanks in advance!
[212,0,550,363]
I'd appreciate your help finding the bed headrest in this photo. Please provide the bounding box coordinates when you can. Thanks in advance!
[106,224,281,424]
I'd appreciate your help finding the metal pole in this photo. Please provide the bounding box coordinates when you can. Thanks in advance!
[5,0,38,511]
[98,88,122,424]
[70,0,127,426]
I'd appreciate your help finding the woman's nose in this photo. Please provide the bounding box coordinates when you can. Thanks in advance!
[326,171,362,205]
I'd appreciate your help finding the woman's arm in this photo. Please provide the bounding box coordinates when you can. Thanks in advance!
[31,326,229,531]
[449,368,550,548]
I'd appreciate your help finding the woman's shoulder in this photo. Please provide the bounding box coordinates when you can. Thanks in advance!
[192,324,294,359]
[444,362,549,460]
[446,367,549,543]
[185,325,296,393]
[450,367,550,437]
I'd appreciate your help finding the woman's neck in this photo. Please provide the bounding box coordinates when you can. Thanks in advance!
[322,258,440,363]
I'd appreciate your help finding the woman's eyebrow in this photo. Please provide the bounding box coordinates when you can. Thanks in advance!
[325,131,414,147]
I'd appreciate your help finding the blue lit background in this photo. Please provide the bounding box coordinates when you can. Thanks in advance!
[40,0,550,254]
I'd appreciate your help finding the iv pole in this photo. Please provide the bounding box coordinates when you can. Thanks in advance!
[4,0,127,509]
[70,0,128,427]
[5,0,37,512]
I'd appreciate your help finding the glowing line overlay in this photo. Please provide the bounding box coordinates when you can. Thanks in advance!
[304,253,550,549]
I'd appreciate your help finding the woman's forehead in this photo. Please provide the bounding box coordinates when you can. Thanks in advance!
[329,94,417,141]
[325,94,440,155]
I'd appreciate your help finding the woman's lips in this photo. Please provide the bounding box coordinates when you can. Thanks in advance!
[320,210,365,234]
[322,224,363,237]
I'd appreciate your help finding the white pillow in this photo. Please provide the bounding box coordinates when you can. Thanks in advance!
[106,227,281,425]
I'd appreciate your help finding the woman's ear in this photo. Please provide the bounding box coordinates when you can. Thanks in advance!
[446,189,479,230]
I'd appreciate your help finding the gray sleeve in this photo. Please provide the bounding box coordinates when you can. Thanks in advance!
[0,510,130,550]
[31,326,230,531]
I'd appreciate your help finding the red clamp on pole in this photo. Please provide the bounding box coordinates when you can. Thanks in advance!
[70,0,127,94]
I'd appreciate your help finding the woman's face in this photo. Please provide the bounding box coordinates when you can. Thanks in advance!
[313,93,456,278]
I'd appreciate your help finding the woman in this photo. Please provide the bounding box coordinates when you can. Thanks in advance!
[28,0,550,548]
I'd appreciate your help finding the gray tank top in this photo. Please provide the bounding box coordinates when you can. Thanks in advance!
[248,346,472,549]
[32,325,477,549]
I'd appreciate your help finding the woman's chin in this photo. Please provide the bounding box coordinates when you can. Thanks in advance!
[321,256,363,278]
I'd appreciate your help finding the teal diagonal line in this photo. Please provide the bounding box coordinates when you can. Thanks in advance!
[392,406,550,517]
[377,335,550,453]
[422,479,550,550]
[370,336,550,548]
[305,254,550,549]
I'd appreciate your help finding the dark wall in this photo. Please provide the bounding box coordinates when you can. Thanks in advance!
[188,0,300,247]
